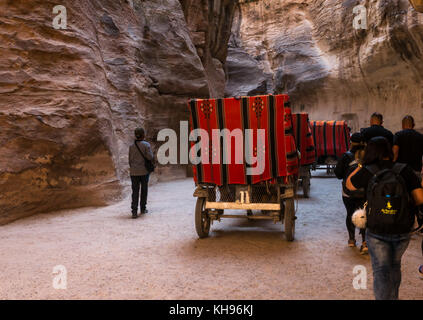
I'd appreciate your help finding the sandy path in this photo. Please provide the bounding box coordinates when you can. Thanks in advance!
[0,173,422,300]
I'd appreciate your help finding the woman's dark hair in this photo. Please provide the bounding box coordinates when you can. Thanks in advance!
[363,136,393,165]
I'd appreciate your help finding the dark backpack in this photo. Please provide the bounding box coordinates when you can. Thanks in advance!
[365,163,413,234]
[342,151,365,198]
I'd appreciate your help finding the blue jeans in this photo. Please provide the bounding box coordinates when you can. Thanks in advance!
[366,231,410,300]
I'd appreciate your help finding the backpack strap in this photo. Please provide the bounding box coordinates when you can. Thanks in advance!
[365,165,395,192]
[365,164,380,176]
[366,163,407,177]
[392,163,407,175]
[392,163,410,201]
[134,141,148,161]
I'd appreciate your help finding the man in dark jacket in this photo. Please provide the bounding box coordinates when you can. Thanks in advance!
[335,132,367,253]
[360,112,394,146]
[393,116,423,278]
[393,115,423,182]
[129,127,154,218]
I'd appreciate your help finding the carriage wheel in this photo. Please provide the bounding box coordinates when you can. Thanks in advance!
[302,172,311,198]
[303,178,310,198]
[195,197,210,238]
[283,198,296,241]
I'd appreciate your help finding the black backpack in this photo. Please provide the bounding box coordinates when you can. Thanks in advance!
[365,163,413,234]
[342,151,365,198]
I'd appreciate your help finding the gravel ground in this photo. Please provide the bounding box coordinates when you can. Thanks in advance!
[0,173,422,300]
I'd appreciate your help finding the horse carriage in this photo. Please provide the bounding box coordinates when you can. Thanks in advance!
[310,121,350,174]
[291,113,316,198]
[189,94,299,241]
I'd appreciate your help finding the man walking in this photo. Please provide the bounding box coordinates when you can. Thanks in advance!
[394,116,423,281]
[393,115,423,181]
[360,112,394,146]
[129,127,154,219]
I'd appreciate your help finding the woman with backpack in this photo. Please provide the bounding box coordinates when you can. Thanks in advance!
[335,132,367,253]
[346,136,423,300]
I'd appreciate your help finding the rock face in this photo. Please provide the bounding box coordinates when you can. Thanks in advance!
[0,0,236,224]
[180,0,237,98]
[226,0,423,133]
[4,0,423,224]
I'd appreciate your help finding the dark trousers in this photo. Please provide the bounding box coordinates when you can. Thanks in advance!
[342,196,366,242]
[131,175,149,213]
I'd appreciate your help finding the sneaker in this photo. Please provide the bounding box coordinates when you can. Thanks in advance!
[348,239,356,247]
[141,209,148,214]
[132,213,138,219]
[360,241,368,255]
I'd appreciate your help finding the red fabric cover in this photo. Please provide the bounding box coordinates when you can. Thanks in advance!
[282,106,300,175]
[311,120,350,159]
[189,94,298,186]
[292,113,316,166]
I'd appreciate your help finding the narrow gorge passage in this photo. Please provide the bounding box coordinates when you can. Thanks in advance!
[1,0,423,302]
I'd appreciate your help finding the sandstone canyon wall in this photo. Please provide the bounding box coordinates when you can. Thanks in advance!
[3,0,423,224]
[0,0,236,224]
[226,0,423,133]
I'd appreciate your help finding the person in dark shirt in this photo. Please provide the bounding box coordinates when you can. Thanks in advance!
[360,112,394,146]
[346,137,423,300]
[334,132,367,252]
[393,115,423,180]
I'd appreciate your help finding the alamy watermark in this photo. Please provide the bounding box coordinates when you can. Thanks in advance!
[52,265,67,290]
[50,3,368,33]
[352,265,367,290]
[353,5,367,30]
[52,5,67,30]
[157,121,266,175]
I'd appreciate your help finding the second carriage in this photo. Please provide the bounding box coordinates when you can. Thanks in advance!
[310,120,350,175]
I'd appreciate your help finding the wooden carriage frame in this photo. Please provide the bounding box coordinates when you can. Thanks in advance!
[193,179,297,241]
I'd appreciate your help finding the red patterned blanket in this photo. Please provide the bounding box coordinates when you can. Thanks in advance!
[189,95,298,186]
[311,120,350,160]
